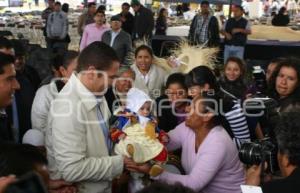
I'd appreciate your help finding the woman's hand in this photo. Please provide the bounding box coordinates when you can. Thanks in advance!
[48,179,77,193]
[124,157,151,174]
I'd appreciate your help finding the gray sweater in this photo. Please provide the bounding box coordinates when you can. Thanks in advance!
[46,11,68,39]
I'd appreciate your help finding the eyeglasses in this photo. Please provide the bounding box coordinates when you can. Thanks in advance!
[165,89,186,97]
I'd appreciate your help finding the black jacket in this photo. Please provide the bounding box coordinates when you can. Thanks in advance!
[119,12,134,36]
[133,6,154,39]
[155,17,167,35]
[272,14,290,26]
[224,17,249,46]
[188,14,220,47]
[262,168,300,193]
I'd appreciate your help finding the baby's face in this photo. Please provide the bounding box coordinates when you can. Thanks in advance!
[138,101,151,117]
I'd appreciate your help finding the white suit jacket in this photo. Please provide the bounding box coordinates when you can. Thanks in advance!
[46,73,123,193]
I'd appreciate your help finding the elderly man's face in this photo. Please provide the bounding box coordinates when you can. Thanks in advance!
[111,21,122,31]
[115,70,135,94]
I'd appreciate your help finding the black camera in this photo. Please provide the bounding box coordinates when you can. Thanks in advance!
[252,66,268,95]
[239,138,279,174]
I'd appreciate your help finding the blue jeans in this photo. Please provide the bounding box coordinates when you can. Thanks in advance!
[224,45,245,64]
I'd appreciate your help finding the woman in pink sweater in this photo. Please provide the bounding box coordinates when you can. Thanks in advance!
[126,94,245,193]
[80,10,109,51]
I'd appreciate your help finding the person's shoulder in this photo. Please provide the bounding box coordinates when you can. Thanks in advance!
[85,23,95,29]
[152,64,167,75]
[103,30,111,36]
[120,30,130,36]
[60,11,67,18]
[35,83,52,98]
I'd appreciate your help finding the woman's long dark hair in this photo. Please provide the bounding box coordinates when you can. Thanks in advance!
[158,8,167,21]
[220,57,247,99]
[185,66,234,112]
[185,66,220,91]
[268,57,300,101]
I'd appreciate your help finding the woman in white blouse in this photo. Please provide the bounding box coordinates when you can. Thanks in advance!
[131,45,167,99]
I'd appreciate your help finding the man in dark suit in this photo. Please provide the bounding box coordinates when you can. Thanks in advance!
[119,2,134,36]
[131,0,154,40]
[0,53,20,143]
[102,15,132,66]
[5,40,41,143]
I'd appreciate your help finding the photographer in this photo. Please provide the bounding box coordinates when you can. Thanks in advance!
[246,112,300,193]
[268,57,300,110]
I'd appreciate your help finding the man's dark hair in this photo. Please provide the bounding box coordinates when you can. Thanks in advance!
[235,5,244,12]
[0,144,48,177]
[137,182,195,193]
[0,37,12,50]
[95,9,105,16]
[201,0,209,6]
[122,2,130,7]
[55,1,61,6]
[88,2,96,8]
[62,50,78,69]
[166,73,188,91]
[11,39,26,57]
[97,5,106,12]
[134,45,153,58]
[0,52,15,74]
[62,3,69,13]
[275,112,300,167]
[77,41,119,73]
[131,0,141,6]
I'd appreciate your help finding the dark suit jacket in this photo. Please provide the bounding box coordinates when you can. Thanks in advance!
[0,111,13,143]
[262,168,300,193]
[133,5,154,39]
[105,87,118,115]
[119,12,134,36]
[6,67,38,143]
[102,30,132,65]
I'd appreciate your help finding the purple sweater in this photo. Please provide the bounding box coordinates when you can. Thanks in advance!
[156,123,245,193]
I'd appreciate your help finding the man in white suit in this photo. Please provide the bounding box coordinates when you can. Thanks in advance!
[47,41,128,193]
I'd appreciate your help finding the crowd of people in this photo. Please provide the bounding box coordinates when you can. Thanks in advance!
[0,0,300,193]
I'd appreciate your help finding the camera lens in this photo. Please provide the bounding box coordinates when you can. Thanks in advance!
[239,142,262,165]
